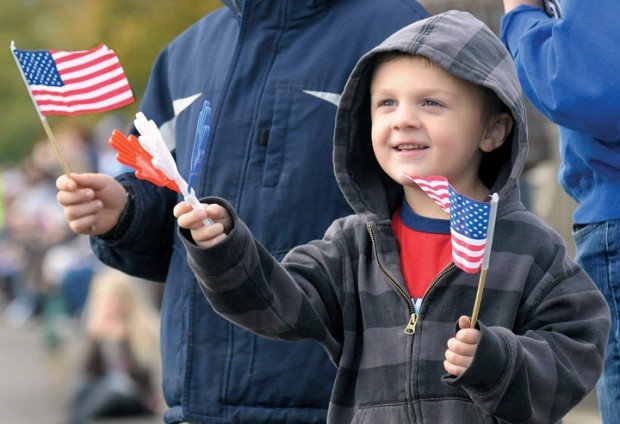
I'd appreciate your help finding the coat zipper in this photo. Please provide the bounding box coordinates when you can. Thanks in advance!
[368,223,456,335]
[368,224,417,334]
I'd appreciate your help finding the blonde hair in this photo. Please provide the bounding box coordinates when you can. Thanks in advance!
[372,52,509,123]
[84,267,161,376]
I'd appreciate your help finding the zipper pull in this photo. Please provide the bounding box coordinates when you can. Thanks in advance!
[404,313,418,335]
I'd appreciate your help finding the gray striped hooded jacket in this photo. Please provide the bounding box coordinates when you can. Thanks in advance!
[182,11,610,424]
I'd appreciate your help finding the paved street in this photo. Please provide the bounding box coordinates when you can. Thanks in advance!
[0,317,602,423]
[0,318,162,424]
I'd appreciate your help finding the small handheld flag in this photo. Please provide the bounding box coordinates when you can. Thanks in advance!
[471,193,498,327]
[405,174,499,326]
[12,43,134,116]
[11,41,135,177]
[406,175,494,274]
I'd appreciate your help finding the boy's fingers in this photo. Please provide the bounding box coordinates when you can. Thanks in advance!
[205,203,227,219]
[70,172,105,190]
[177,208,209,229]
[193,224,227,249]
[455,326,481,346]
[56,173,80,191]
[445,345,472,365]
[443,359,467,377]
[67,215,99,235]
[458,315,472,329]
[57,185,96,206]
[173,201,195,217]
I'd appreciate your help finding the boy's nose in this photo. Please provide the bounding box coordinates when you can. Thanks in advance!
[391,104,420,129]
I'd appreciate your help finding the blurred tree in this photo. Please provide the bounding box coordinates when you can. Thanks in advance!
[1,0,220,164]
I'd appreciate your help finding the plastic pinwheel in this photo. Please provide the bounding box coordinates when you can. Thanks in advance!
[187,100,211,193]
[109,130,180,193]
[109,100,214,226]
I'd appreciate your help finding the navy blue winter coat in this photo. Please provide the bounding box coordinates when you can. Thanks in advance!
[91,0,429,422]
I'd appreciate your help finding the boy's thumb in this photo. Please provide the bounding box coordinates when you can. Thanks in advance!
[458,315,472,330]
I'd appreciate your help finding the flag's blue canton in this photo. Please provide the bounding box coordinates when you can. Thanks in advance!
[15,50,63,87]
[449,187,490,241]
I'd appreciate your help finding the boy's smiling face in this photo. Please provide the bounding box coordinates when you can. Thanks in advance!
[370,55,502,199]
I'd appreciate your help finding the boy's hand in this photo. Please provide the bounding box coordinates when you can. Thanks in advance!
[174,201,232,248]
[56,173,127,235]
[444,315,481,377]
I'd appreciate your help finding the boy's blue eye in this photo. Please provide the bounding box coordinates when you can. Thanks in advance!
[382,99,397,107]
[423,99,440,107]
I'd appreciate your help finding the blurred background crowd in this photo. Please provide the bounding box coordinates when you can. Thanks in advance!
[1,2,219,422]
[0,116,166,423]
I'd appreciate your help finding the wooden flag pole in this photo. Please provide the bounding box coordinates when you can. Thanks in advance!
[10,41,71,178]
[470,269,488,328]
[470,193,499,328]
[40,118,71,177]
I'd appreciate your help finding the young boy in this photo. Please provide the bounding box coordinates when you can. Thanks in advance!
[175,11,609,423]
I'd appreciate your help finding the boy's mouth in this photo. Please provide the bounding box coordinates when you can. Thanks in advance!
[396,144,427,151]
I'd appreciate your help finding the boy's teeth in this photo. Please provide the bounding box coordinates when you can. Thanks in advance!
[398,145,425,150]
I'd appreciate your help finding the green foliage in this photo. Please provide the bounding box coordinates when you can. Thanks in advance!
[0,0,220,164]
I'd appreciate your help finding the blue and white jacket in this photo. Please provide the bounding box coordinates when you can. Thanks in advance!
[91,0,429,422]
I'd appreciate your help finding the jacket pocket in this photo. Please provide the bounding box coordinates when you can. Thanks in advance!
[261,83,338,188]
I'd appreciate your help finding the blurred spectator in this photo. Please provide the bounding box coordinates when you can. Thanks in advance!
[2,127,97,331]
[67,266,162,424]
[0,166,27,309]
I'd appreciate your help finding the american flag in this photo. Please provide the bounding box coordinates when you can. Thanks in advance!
[406,175,496,274]
[12,43,134,116]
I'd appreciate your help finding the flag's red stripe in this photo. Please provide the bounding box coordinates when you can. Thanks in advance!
[40,96,134,117]
[452,236,486,252]
[50,44,106,64]
[452,257,480,273]
[31,73,129,97]
[453,250,483,266]
[58,52,117,76]
[34,85,133,107]
[54,48,113,68]
[452,247,485,264]
[60,63,122,85]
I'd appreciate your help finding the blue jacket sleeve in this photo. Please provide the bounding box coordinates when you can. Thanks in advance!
[91,172,178,282]
[90,46,180,282]
[500,4,620,141]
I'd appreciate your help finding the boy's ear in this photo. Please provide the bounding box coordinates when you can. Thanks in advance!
[480,113,513,152]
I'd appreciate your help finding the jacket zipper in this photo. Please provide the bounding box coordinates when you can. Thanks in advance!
[405,263,456,334]
[420,263,455,310]
[368,223,456,335]
[407,263,456,335]
[368,224,417,334]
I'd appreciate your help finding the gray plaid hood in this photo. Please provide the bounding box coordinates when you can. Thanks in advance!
[334,10,527,219]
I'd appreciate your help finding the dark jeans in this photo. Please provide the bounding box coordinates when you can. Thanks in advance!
[574,218,620,424]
